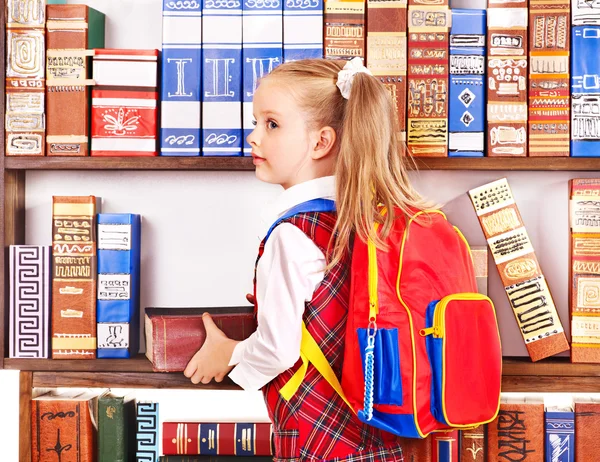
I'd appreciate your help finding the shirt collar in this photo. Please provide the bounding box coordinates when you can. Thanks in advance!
[259,176,336,236]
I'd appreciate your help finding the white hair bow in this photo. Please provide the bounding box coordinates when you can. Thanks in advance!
[336,57,373,100]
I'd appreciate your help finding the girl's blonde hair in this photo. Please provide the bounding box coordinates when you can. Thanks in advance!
[266,59,432,265]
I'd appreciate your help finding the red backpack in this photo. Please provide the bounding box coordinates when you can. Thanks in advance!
[276,203,502,439]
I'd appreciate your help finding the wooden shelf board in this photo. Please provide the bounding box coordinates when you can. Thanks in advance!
[6,156,600,171]
[4,355,154,372]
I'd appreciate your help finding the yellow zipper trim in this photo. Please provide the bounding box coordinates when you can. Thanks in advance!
[395,209,446,439]
[368,207,388,321]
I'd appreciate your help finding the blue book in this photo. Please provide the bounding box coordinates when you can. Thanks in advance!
[449,8,486,157]
[283,0,324,62]
[202,0,243,156]
[160,0,203,156]
[96,214,141,358]
[571,26,600,157]
[242,0,283,156]
[545,407,575,462]
[136,402,159,462]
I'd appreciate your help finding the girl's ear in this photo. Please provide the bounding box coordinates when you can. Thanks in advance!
[311,126,337,160]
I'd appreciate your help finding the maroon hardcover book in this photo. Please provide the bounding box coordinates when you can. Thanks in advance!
[144,307,256,372]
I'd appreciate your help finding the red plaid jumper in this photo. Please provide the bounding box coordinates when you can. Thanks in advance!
[254,211,405,461]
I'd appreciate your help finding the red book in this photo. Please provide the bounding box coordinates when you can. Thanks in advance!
[144,307,256,372]
[400,436,432,462]
[32,390,98,462]
[162,422,273,456]
[575,399,600,462]
[431,431,459,461]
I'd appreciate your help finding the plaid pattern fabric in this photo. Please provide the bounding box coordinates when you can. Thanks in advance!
[254,211,405,461]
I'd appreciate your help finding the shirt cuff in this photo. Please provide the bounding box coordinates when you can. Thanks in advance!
[228,338,250,366]
[228,362,274,391]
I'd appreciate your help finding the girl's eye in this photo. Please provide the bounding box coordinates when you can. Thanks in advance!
[267,120,278,130]
[251,119,257,126]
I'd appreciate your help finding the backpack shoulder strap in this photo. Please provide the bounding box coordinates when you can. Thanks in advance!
[263,198,336,243]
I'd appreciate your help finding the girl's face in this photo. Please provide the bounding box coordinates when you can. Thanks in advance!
[247,78,316,189]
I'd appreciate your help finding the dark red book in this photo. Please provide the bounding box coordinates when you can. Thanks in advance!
[144,307,256,372]
[431,430,459,461]
[162,422,272,456]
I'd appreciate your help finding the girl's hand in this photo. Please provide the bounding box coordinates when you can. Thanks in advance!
[183,313,239,385]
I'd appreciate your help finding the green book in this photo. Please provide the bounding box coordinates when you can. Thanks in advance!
[98,391,136,462]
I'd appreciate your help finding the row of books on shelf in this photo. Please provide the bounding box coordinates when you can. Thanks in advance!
[32,388,274,461]
[6,0,600,158]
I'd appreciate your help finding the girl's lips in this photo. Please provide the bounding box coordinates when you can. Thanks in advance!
[252,153,265,165]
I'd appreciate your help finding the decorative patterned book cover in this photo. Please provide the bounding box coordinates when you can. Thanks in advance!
[98,391,136,462]
[9,245,51,358]
[46,4,105,156]
[449,9,486,157]
[572,0,600,27]
[487,0,528,157]
[202,0,243,156]
[574,399,600,462]
[144,306,256,372]
[468,178,569,361]
[162,422,273,456]
[52,196,98,359]
[159,457,275,461]
[97,213,141,358]
[31,390,99,462]
[471,245,489,296]
[406,0,449,157]
[528,0,569,157]
[545,407,575,462]
[487,396,545,461]
[283,0,323,61]
[431,430,458,462]
[398,437,432,462]
[160,0,202,157]
[459,427,485,461]
[569,179,600,363]
[136,402,159,462]
[571,25,600,157]
[5,0,46,156]
[242,0,283,156]
[366,0,407,140]
[324,0,366,61]
[91,49,159,156]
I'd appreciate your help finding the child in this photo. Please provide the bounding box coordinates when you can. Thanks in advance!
[184,57,430,461]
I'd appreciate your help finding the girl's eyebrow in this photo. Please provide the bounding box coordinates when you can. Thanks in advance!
[261,110,282,117]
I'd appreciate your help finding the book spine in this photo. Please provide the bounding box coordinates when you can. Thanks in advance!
[571,24,600,157]
[32,399,96,462]
[99,396,130,462]
[9,245,51,358]
[431,430,458,462]
[487,403,545,460]
[468,178,569,361]
[486,0,528,157]
[283,0,323,61]
[528,1,569,157]
[161,0,203,157]
[242,0,283,156]
[51,196,98,359]
[459,427,485,462]
[574,402,600,461]
[407,0,449,157]
[162,422,273,456]
[471,245,489,296]
[202,0,243,156]
[399,437,432,462]
[91,49,159,157]
[97,214,141,358]
[545,410,575,462]
[5,0,46,156]
[448,9,486,157]
[569,179,600,362]
[136,402,160,462]
[366,0,407,141]
[158,457,276,462]
[324,0,365,61]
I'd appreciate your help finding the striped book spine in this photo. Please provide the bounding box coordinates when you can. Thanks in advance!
[545,407,575,462]
[136,402,160,462]
[431,430,459,461]
[324,0,366,61]
[9,246,51,358]
[91,49,159,156]
[5,0,46,156]
[407,0,450,157]
[487,0,528,157]
[283,0,323,61]
[161,0,202,157]
[449,9,486,157]
[529,0,570,157]
[242,0,283,156]
[202,0,243,156]
[366,0,407,140]
[97,214,141,358]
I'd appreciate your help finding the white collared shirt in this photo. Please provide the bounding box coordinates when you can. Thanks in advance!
[228,176,336,391]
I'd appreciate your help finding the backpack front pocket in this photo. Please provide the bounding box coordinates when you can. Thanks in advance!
[421,293,502,427]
